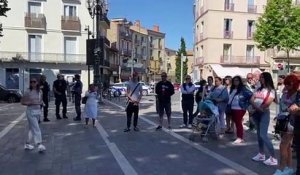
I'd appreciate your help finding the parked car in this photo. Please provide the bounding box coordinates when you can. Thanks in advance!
[111,83,127,96]
[139,82,152,96]
[0,85,22,103]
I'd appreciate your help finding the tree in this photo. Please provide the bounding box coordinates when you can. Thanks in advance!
[175,38,188,83]
[254,0,300,73]
[0,0,11,37]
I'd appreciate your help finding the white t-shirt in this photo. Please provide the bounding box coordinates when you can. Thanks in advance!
[253,88,275,108]
[228,89,242,110]
[127,81,143,102]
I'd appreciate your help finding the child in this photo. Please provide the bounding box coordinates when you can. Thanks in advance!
[83,84,98,127]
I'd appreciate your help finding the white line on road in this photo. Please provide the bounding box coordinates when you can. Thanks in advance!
[0,103,14,110]
[0,112,25,140]
[94,119,138,175]
[104,99,258,175]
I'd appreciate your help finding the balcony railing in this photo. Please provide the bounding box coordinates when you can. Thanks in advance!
[194,57,204,66]
[220,55,260,65]
[224,31,233,39]
[224,3,234,11]
[248,5,257,13]
[141,41,147,47]
[0,51,85,64]
[61,16,81,31]
[25,13,46,30]
[120,49,132,57]
[247,31,254,39]
[120,31,132,40]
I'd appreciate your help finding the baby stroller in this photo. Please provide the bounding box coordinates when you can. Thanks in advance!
[189,99,220,142]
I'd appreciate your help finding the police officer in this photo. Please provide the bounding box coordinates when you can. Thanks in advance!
[53,74,68,119]
[40,75,50,122]
[73,74,83,121]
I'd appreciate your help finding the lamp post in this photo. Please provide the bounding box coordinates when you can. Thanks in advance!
[86,0,107,91]
[84,25,93,85]
[180,53,186,85]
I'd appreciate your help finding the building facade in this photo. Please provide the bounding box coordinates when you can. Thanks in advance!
[193,0,267,79]
[0,0,110,92]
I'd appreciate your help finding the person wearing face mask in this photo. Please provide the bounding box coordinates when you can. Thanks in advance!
[155,72,175,130]
[179,75,196,129]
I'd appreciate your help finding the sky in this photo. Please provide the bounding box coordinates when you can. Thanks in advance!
[108,0,194,50]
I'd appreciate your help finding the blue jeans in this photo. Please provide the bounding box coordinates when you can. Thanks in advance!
[253,110,275,156]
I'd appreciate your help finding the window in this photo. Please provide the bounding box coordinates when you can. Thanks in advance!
[247,20,255,38]
[28,35,42,61]
[64,37,77,62]
[28,2,41,15]
[64,5,77,16]
[223,44,232,61]
[248,0,254,6]
[246,45,254,62]
[224,0,234,11]
[224,19,232,31]
[200,21,204,33]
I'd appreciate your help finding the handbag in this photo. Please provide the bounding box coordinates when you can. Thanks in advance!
[125,83,140,111]
[82,96,88,104]
[274,114,290,134]
[225,92,237,115]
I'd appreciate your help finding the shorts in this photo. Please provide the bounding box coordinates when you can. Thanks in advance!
[158,102,171,117]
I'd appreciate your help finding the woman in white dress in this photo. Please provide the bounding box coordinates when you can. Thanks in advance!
[84,84,98,127]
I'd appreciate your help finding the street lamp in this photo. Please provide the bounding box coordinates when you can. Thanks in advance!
[85,0,108,91]
[84,25,93,85]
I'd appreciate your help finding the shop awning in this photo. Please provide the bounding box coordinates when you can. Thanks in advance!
[209,64,261,78]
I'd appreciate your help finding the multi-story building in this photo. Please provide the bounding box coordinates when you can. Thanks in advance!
[148,26,166,82]
[130,20,150,81]
[193,0,267,79]
[107,18,133,82]
[0,0,110,92]
[164,48,177,82]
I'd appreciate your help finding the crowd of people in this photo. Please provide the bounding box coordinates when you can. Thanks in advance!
[18,70,300,175]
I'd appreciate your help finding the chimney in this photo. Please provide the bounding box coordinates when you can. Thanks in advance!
[134,20,141,28]
[153,25,159,32]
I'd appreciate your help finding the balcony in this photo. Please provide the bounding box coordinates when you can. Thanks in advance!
[194,57,204,66]
[248,5,257,13]
[247,31,254,39]
[224,31,233,39]
[141,41,147,47]
[120,31,132,41]
[0,51,85,64]
[120,49,132,57]
[24,13,46,30]
[220,55,260,65]
[62,0,81,4]
[224,3,234,11]
[61,16,81,32]
[134,39,141,45]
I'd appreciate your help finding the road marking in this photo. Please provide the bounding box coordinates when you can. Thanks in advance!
[0,103,14,110]
[0,112,25,140]
[94,119,138,175]
[104,99,258,175]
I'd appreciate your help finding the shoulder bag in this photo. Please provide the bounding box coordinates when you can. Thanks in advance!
[225,92,237,115]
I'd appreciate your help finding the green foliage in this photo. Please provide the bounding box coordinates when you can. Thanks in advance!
[0,0,10,37]
[254,0,300,72]
[175,38,188,83]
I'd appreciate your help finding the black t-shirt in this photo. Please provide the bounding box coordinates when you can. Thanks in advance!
[40,81,50,97]
[53,79,67,96]
[155,81,174,103]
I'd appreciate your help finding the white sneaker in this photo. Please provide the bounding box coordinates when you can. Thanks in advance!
[37,144,46,152]
[187,124,192,129]
[179,124,187,128]
[24,144,34,150]
[263,157,278,166]
[252,153,265,161]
